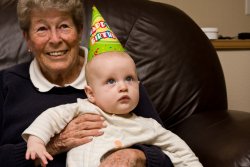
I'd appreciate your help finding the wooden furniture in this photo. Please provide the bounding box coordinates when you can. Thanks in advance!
[211,39,250,50]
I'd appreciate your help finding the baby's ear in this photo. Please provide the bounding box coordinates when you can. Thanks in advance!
[84,85,95,103]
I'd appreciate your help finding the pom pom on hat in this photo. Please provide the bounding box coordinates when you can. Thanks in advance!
[88,6,125,61]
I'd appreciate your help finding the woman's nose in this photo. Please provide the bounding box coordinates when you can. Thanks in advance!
[49,29,62,45]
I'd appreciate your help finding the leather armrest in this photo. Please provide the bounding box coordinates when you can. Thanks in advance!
[170,110,250,167]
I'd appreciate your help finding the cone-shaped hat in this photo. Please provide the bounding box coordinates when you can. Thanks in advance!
[88,6,125,61]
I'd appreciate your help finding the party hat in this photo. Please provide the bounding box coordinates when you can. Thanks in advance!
[88,6,125,61]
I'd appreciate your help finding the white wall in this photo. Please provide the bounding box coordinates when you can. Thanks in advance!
[218,51,250,112]
[151,0,250,37]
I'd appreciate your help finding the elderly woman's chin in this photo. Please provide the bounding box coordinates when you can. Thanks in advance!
[39,58,72,73]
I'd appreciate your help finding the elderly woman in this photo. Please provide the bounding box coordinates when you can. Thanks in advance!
[0,0,173,166]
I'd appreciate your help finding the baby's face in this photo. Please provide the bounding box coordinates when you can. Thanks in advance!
[86,52,139,115]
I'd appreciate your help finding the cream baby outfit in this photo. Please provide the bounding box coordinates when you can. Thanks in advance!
[22,99,203,167]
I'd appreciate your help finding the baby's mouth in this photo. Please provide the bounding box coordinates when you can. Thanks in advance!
[118,95,130,102]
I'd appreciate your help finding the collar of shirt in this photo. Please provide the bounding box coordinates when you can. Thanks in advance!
[29,46,88,92]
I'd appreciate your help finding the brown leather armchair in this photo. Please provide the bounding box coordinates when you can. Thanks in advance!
[1,0,250,166]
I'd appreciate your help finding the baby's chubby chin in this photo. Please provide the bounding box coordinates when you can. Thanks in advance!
[111,104,136,115]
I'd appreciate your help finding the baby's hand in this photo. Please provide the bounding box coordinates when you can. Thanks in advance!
[26,135,53,166]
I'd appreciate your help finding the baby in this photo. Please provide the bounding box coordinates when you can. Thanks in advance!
[22,51,203,167]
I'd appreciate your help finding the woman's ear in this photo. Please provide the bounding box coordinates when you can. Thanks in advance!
[23,31,32,51]
[84,85,95,103]
[23,31,29,41]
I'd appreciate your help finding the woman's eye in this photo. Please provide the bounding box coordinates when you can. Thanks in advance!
[60,24,69,29]
[106,79,116,85]
[37,26,47,32]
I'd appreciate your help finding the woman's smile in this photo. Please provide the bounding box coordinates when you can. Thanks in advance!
[46,50,68,57]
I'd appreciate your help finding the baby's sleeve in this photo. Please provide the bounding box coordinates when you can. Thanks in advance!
[22,102,80,144]
[151,120,203,167]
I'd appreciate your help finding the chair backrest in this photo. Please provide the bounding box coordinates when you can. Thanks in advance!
[82,0,228,128]
[0,0,227,128]
[0,0,32,70]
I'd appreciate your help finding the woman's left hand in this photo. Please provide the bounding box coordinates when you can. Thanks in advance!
[45,114,105,156]
[99,148,146,167]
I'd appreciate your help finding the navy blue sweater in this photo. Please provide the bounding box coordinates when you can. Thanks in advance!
[0,62,173,167]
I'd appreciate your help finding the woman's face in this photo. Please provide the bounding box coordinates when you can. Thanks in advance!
[25,8,82,75]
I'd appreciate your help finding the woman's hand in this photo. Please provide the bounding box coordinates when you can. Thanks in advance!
[46,114,106,155]
[99,148,146,167]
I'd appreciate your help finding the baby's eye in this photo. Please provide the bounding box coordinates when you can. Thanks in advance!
[125,76,134,82]
[106,79,116,85]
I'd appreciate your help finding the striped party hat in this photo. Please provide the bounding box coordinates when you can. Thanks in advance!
[88,6,125,61]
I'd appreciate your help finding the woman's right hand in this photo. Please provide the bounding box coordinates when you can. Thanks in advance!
[45,114,106,156]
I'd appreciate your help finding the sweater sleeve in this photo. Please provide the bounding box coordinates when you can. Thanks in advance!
[0,71,33,166]
[0,142,34,166]
[132,144,174,167]
[132,83,174,167]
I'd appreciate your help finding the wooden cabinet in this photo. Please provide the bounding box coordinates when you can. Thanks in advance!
[211,40,250,50]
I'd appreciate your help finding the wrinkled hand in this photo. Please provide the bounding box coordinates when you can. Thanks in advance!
[46,114,106,155]
[99,148,146,167]
[26,135,53,167]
